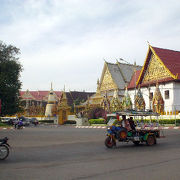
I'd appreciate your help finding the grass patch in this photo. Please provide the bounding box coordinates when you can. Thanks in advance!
[0,123,12,128]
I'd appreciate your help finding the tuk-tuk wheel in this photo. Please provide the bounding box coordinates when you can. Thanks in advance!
[146,135,156,146]
[105,137,116,148]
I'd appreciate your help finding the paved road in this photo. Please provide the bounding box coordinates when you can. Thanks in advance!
[0,126,180,180]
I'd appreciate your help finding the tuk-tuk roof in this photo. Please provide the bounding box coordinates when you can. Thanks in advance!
[116,110,159,116]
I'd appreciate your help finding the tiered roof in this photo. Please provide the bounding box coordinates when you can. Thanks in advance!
[100,61,141,93]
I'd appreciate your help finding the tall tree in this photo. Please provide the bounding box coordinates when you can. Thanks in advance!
[0,41,23,116]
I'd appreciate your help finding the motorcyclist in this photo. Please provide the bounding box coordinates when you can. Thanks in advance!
[14,118,19,129]
[18,119,23,128]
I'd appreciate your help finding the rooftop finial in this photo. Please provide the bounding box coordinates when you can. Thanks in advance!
[51,82,53,90]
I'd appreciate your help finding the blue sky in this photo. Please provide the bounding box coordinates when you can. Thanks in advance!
[0,0,180,92]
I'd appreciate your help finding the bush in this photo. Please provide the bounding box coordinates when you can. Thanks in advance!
[0,122,11,127]
[64,120,76,124]
[89,119,105,125]
[39,120,54,123]
[134,119,180,125]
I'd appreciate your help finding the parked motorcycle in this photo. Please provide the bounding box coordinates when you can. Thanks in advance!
[0,137,10,160]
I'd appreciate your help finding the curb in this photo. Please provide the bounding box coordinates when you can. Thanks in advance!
[75,126,180,130]
[0,127,14,130]
[76,126,106,129]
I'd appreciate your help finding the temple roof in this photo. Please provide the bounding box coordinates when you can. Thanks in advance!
[64,91,95,106]
[128,45,180,89]
[127,70,141,89]
[20,91,62,101]
[100,61,141,90]
[152,46,180,78]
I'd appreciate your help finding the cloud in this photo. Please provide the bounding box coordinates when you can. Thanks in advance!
[0,0,180,91]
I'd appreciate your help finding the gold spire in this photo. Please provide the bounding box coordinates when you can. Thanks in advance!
[51,82,53,91]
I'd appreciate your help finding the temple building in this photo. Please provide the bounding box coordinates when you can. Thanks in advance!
[80,60,141,110]
[128,45,180,114]
[19,89,94,116]
[20,90,62,116]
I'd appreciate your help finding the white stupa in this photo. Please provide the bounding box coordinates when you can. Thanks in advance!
[45,83,56,117]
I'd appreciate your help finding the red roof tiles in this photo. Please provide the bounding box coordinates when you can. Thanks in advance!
[20,91,62,101]
[127,70,141,89]
[128,46,180,89]
[152,46,180,79]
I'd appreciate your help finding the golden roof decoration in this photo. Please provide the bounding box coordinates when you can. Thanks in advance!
[110,90,122,112]
[134,87,145,111]
[101,92,110,112]
[152,83,164,113]
[121,87,132,110]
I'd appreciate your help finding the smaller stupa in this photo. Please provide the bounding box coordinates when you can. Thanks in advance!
[45,83,56,117]
[134,86,145,111]
[121,87,132,110]
[152,83,164,113]
[57,86,71,125]
[110,90,121,112]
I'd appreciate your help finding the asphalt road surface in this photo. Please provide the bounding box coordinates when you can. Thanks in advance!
[0,126,180,180]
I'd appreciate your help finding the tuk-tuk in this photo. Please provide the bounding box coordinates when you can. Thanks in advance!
[105,110,162,148]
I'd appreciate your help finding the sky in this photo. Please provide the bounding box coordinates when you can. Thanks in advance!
[0,0,180,92]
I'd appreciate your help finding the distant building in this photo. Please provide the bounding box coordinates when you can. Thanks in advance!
[19,89,94,116]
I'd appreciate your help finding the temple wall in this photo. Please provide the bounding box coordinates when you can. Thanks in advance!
[173,82,180,111]
[128,82,177,113]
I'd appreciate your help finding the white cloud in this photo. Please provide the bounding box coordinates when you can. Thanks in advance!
[0,0,180,91]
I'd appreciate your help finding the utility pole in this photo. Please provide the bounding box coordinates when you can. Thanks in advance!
[134,61,137,110]
[134,61,137,98]
[148,84,151,110]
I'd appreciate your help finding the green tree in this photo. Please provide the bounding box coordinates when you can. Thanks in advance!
[0,41,23,116]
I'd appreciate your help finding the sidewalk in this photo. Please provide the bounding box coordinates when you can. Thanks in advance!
[75,125,180,130]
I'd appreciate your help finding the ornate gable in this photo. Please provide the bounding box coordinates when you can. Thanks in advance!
[100,67,117,92]
[22,90,35,100]
[142,53,171,83]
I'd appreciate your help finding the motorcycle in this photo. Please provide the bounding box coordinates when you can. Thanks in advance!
[14,120,23,129]
[0,137,10,160]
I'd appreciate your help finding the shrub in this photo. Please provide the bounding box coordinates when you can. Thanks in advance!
[89,119,105,125]
[134,119,180,125]
[39,120,54,123]
[0,122,11,127]
[64,120,76,124]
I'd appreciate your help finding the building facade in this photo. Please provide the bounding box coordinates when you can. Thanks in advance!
[128,45,180,113]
